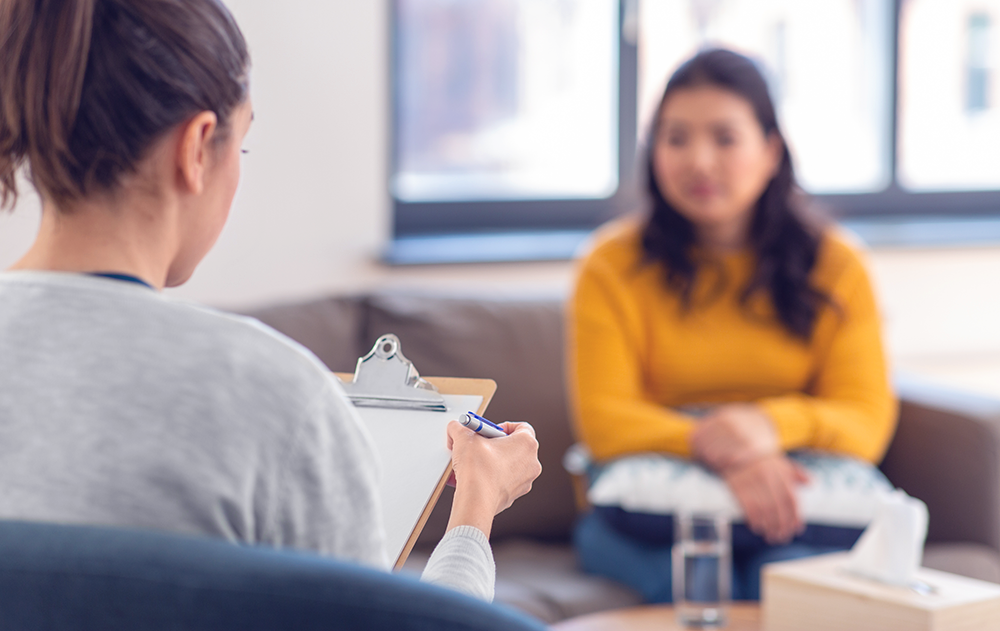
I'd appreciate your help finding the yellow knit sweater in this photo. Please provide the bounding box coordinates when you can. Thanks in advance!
[568,217,897,465]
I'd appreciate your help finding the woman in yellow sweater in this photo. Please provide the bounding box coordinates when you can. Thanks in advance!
[568,48,897,602]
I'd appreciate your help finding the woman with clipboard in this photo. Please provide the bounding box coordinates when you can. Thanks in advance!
[0,0,540,603]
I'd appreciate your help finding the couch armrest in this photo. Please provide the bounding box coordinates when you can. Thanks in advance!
[881,373,1000,554]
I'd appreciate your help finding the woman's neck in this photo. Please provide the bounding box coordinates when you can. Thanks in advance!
[695,216,752,254]
[9,196,179,290]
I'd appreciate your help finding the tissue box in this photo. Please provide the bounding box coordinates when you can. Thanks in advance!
[762,552,1000,631]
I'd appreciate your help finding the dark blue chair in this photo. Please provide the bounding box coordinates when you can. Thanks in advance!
[0,520,547,631]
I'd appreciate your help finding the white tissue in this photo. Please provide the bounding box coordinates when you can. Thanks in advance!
[844,489,928,587]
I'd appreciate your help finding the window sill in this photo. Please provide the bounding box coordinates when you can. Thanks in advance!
[383,216,1000,266]
[382,230,594,266]
[841,215,1000,248]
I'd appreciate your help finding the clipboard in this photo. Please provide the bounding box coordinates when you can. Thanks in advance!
[335,334,496,570]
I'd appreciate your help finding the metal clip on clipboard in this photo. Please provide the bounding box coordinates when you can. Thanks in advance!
[339,334,447,412]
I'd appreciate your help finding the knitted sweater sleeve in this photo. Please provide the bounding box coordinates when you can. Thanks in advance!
[757,253,897,463]
[569,247,699,462]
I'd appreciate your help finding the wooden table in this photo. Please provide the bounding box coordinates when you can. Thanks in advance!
[550,604,760,630]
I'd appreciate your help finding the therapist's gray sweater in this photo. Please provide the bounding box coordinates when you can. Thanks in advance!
[0,272,494,600]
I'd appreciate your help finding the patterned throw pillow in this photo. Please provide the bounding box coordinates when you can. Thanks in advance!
[582,449,893,528]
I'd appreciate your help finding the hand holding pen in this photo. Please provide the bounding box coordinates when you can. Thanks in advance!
[445,412,509,487]
[445,413,542,538]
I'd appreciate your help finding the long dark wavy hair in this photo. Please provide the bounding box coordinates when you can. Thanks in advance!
[641,48,830,341]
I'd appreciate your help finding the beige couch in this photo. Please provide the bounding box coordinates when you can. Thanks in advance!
[245,291,1000,624]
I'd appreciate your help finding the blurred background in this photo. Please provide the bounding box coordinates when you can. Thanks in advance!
[1,0,998,395]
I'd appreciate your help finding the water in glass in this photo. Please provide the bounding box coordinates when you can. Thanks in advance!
[672,514,731,628]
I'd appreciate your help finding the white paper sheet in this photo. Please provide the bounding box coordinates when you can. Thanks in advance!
[358,393,484,565]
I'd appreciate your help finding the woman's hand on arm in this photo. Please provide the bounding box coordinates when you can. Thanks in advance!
[445,420,542,539]
[722,453,809,545]
[691,403,780,472]
[692,405,808,544]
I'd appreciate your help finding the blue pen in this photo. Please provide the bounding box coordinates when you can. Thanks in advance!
[459,411,507,438]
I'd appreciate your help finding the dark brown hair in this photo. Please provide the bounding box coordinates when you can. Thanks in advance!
[0,0,249,210]
[642,48,831,340]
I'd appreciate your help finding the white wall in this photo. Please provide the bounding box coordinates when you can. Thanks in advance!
[185,0,395,306]
[0,184,40,272]
[0,0,394,309]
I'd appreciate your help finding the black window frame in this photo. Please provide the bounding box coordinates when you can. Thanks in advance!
[388,0,1000,255]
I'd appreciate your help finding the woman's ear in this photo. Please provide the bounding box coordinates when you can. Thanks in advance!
[176,111,219,195]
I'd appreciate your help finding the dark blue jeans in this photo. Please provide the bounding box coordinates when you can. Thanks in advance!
[574,508,861,603]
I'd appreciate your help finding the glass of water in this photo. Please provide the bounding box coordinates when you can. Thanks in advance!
[672,512,731,628]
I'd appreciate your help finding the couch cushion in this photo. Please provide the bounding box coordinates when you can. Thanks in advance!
[241,296,365,373]
[403,540,642,624]
[922,542,1000,584]
[491,540,643,623]
[365,292,578,544]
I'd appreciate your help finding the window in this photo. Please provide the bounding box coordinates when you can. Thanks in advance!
[390,0,1000,260]
[898,1,1000,191]
[967,14,991,112]
[391,0,638,238]
[394,0,620,203]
